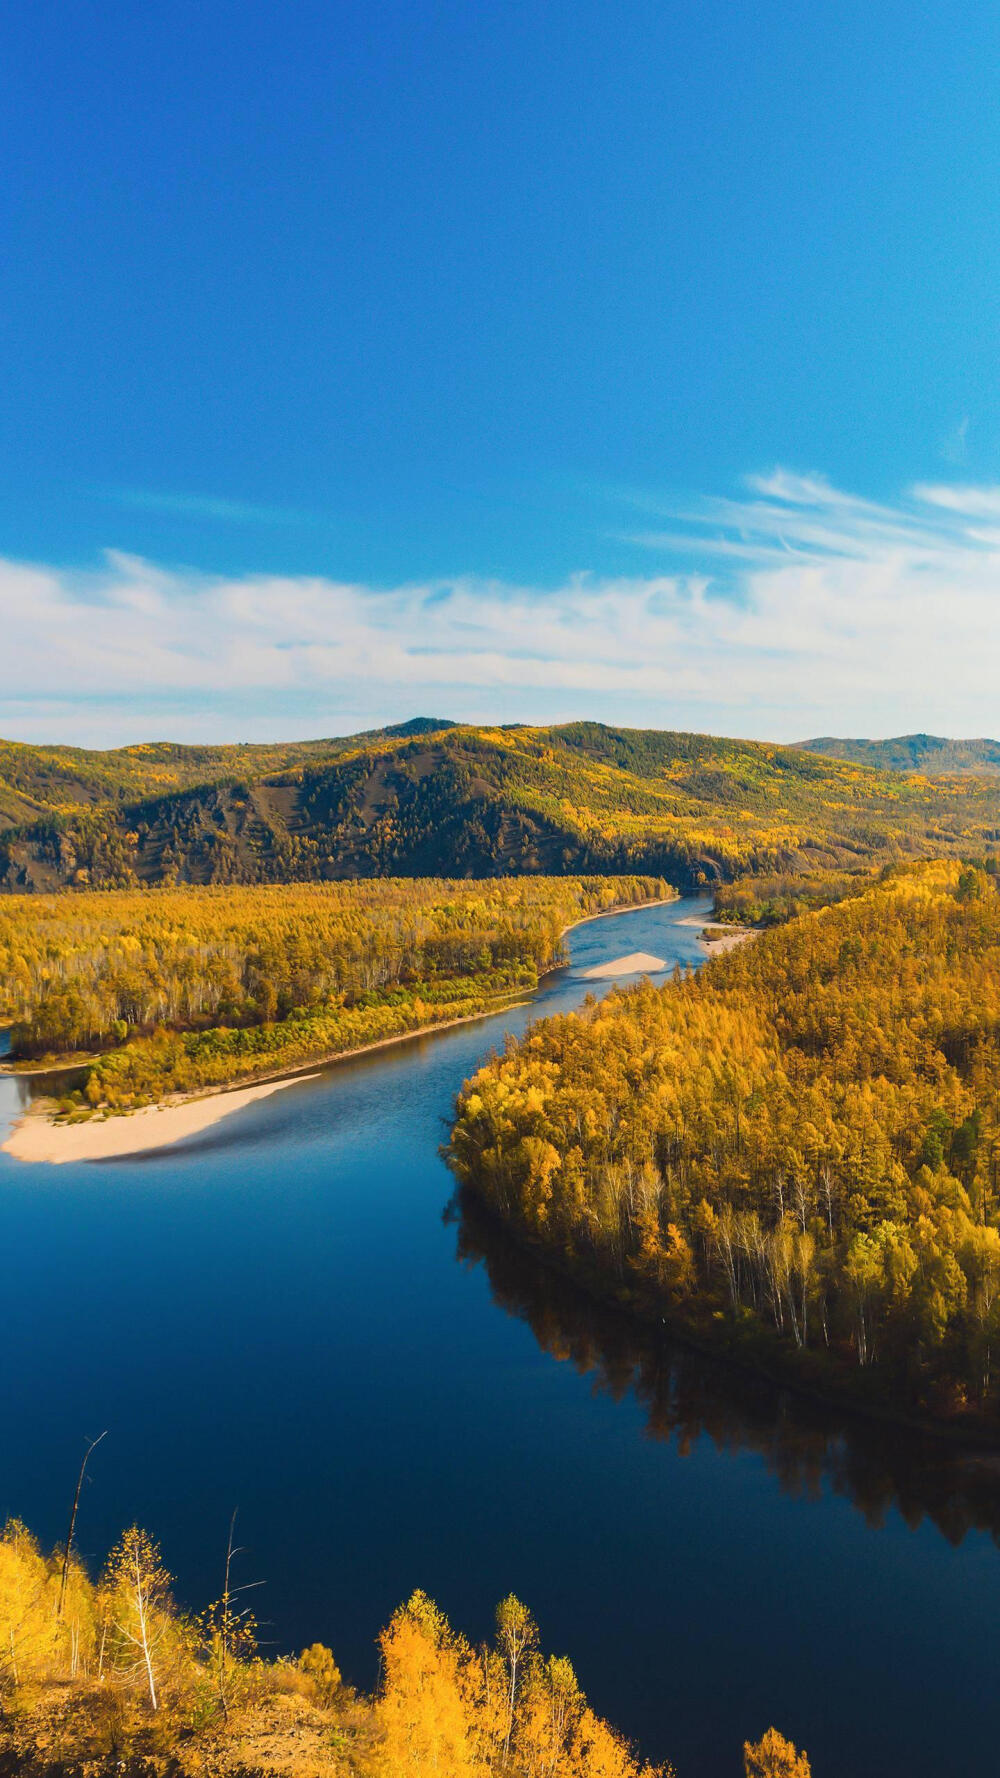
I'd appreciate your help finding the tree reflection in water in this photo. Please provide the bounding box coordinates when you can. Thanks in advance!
[448,1188,1000,1548]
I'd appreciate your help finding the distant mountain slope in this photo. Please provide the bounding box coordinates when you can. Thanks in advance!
[802,733,1000,774]
[0,718,454,830]
[4,720,1000,894]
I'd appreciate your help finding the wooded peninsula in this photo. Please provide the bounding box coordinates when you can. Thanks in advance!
[450,859,1000,1426]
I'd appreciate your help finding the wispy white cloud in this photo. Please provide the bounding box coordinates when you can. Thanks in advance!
[911,482,1000,519]
[5,471,1000,745]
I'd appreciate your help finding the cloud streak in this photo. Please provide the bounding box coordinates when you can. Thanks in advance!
[4,472,1000,744]
[101,488,310,525]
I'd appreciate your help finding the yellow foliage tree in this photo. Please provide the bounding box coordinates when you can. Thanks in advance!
[0,1521,62,1694]
[374,1590,476,1776]
[568,1705,672,1778]
[744,1727,812,1778]
[103,1526,176,1712]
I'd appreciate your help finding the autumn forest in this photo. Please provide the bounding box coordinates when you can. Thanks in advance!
[0,874,666,1105]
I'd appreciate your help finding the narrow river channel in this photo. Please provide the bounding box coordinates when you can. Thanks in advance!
[2,896,998,1777]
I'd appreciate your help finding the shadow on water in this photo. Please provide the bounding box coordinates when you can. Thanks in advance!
[449,1187,1000,1550]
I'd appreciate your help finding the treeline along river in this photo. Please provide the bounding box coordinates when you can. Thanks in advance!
[1,898,999,1778]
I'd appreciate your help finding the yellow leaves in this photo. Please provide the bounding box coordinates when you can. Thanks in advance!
[102,1527,183,1713]
[452,861,1000,1404]
[372,1589,674,1778]
[568,1705,673,1778]
[661,1223,696,1298]
[744,1727,811,1778]
[3,875,665,1092]
[518,1137,563,1201]
[516,1651,583,1770]
[522,1084,550,1119]
[375,1592,476,1777]
[0,1523,64,1693]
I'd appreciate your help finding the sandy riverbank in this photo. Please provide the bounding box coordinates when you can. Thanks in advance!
[583,950,668,979]
[0,999,532,1166]
[703,928,756,954]
[1,1075,318,1165]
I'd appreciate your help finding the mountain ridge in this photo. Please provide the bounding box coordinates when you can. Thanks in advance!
[4,718,1000,895]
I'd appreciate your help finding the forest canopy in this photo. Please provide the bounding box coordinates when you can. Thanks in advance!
[449,860,1000,1423]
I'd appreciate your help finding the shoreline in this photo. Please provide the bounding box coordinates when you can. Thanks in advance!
[557,890,680,940]
[2,890,679,1167]
[461,1190,1000,1452]
[674,911,757,955]
[1,1074,317,1165]
[702,927,755,954]
[0,999,530,1166]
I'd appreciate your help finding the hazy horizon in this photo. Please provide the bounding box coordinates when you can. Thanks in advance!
[3,712,1000,756]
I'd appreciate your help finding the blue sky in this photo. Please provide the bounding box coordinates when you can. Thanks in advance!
[4,1,1000,744]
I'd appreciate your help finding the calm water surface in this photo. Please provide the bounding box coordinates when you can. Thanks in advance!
[2,897,998,1777]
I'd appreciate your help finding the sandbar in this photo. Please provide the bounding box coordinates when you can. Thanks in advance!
[1,1075,314,1165]
[583,951,668,979]
[702,928,755,954]
[675,914,756,953]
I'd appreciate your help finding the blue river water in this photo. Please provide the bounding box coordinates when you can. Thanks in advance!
[2,895,999,1777]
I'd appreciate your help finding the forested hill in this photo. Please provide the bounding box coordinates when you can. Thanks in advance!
[4,719,1000,893]
[803,733,1000,774]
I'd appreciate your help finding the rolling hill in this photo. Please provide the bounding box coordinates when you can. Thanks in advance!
[3,719,1000,893]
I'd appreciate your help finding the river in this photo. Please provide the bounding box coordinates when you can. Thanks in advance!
[1,895,998,1777]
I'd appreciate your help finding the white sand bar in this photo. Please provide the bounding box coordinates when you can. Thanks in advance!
[675,915,756,954]
[704,929,755,954]
[583,951,667,980]
[2,1075,313,1165]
